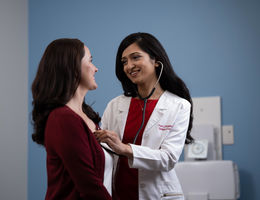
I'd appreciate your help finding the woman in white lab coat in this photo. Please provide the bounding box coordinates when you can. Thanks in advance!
[95,32,193,200]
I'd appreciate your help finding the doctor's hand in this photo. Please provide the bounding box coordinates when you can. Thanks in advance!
[94,129,133,158]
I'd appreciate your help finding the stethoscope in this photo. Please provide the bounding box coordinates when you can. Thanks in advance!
[133,61,164,144]
[100,61,164,154]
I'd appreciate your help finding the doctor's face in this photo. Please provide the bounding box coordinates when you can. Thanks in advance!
[80,45,98,91]
[121,43,158,87]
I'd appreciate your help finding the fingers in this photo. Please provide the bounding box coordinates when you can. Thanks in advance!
[94,130,130,156]
[94,130,106,142]
[94,130,115,143]
[94,129,105,135]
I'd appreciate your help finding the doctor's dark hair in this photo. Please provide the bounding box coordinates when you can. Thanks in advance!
[31,38,100,145]
[116,32,193,144]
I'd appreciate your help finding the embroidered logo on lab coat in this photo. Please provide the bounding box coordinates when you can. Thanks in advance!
[158,124,173,131]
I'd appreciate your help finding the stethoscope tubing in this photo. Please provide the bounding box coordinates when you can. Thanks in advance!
[133,61,163,144]
[133,98,148,144]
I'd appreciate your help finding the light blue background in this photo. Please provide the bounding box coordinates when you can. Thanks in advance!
[29,0,260,199]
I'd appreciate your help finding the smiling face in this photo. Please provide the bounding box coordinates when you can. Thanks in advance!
[80,45,98,91]
[121,43,158,87]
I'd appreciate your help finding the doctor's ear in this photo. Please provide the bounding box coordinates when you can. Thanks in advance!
[155,61,160,67]
[155,61,163,67]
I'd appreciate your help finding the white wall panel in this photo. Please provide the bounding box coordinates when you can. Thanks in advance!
[0,0,28,199]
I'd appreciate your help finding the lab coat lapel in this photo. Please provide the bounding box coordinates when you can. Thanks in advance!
[144,91,169,132]
[117,96,131,140]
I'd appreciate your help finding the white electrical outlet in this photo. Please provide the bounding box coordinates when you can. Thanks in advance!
[222,125,234,145]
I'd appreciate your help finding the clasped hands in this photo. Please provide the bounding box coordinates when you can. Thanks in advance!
[94,129,133,158]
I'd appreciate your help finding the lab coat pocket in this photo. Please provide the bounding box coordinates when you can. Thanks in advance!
[160,182,184,200]
[161,193,184,200]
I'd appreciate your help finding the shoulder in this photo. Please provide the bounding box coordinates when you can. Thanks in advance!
[48,106,81,124]
[107,94,129,104]
[163,91,191,110]
[46,106,88,141]
[106,94,131,109]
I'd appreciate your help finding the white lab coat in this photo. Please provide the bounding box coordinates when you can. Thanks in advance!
[101,91,190,200]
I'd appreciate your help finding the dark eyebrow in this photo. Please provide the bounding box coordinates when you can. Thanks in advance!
[121,52,141,60]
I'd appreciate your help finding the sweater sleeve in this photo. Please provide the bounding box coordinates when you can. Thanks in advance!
[52,112,112,200]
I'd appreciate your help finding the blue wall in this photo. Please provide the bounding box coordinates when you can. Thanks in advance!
[29,0,260,199]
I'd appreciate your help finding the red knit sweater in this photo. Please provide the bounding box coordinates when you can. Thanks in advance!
[44,106,111,200]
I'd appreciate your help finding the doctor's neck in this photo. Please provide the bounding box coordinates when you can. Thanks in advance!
[137,84,164,100]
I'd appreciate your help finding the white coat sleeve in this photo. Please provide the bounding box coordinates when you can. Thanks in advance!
[128,102,191,172]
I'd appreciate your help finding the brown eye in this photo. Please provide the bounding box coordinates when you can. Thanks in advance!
[121,60,127,65]
[132,55,140,60]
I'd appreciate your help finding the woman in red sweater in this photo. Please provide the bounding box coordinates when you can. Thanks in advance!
[31,38,112,200]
